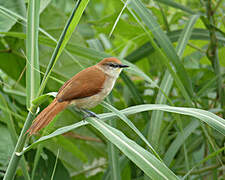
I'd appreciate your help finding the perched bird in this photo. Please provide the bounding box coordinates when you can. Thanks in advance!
[27,57,129,135]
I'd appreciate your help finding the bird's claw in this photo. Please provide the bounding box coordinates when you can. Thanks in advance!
[82,109,99,119]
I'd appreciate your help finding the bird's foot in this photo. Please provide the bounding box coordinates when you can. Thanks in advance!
[82,109,99,119]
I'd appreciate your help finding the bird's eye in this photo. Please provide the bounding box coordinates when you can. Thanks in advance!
[108,63,117,68]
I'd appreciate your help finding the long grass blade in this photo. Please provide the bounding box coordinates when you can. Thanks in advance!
[108,0,129,38]
[3,0,40,179]
[86,117,179,180]
[101,101,162,161]
[2,29,225,65]
[154,0,195,14]
[122,1,192,105]
[26,0,40,109]
[1,5,223,46]
[22,104,225,153]
[38,0,90,96]
[148,15,199,148]
[122,105,225,135]
[125,28,225,63]
[23,121,87,152]
[148,70,173,148]
[129,0,194,98]
[0,5,197,103]
[176,15,200,56]
[50,150,59,180]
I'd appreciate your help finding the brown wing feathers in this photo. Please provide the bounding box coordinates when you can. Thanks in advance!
[57,66,106,101]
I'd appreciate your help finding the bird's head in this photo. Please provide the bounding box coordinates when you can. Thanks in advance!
[97,57,129,77]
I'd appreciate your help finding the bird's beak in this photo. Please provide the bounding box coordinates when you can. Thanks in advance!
[118,64,129,68]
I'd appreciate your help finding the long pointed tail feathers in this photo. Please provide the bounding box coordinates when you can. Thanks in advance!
[27,99,69,135]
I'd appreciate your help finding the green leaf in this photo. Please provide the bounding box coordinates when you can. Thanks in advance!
[0,126,14,167]
[0,7,194,103]
[23,104,225,153]
[121,104,225,136]
[148,70,173,148]
[123,1,192,106]
[1,32,158,93]
[0,41,26,87]
[86,117,179,180]
[0,93,18,142]
[0,0,25,32]
[176,15,200,56]
[148,14,199,148]
[101,101,162,161]
[109,0,129,38]
[53,0,89,59]
[38,0,90,96]
[32,92,57,106]
[23,121,87,152]
[129,0,194,98]
[154,0,195,14]
[40,0,51,13]
[50,150,59,180]
[125,28,225,63]
[26,0,40,109]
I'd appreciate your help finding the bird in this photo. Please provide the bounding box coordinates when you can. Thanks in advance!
[27,57,129,135]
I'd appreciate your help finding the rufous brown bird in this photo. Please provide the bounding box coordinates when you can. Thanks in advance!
[27,57,129,135]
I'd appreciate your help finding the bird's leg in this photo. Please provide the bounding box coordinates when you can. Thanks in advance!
[82,109,99,119]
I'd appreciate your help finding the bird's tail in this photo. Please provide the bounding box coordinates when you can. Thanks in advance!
[27,98,69,135]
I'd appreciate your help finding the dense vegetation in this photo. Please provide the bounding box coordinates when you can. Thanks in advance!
[0,0,225,179]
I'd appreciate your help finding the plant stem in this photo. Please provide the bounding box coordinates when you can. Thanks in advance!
[157,3,170,32]
[205,0,225,117]
[176,164,220,175]
[3,111,35,180]
[213,0,224,13]
[4,0,40,178]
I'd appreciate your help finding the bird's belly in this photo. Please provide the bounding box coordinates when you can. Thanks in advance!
[71,76,117,109]
[71,94,105,109]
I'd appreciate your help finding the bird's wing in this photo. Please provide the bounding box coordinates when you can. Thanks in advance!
[56,66,106,102]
